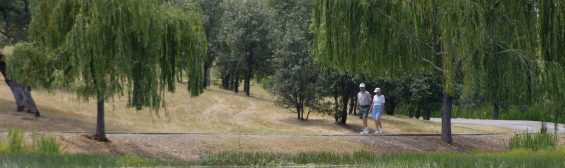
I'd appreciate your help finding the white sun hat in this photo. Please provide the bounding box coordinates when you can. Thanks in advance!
[359,83,366,88]
[374,88,381,93]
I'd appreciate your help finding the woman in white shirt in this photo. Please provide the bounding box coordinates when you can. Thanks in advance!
[369,88,385,134]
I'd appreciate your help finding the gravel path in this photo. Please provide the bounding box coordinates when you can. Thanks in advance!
[430,118,565,133]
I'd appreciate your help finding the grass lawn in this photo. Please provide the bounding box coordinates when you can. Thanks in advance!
[0,153,174,168]
[192,149,565,167]
[2,149,563,167]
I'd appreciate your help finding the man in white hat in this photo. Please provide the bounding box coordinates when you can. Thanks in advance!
[356,83,372,134]
[369,87,385,134]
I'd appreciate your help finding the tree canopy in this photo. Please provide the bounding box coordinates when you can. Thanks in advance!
[5,0,207,140]
[312,0,564,143]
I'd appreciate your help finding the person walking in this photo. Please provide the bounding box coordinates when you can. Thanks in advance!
[356,83,372,134]
[369,87,385,134]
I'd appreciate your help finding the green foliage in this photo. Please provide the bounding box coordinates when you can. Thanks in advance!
[433,103,565,123]
[32,135,60,154]
[7,0,207,109]
[509,129,559,151]
[216,0,274,95]
[266,0,318,120]
[312,0,565,139]
[6,43,63,90]
[0,0,30,43]
[8,129,24,153]
[193,150,565,167]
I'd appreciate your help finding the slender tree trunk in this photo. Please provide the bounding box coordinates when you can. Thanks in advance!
[89,57,107,142]
[492,102,499,120]
[204,62,211,88]
[93,98,108,141]
[233,75,239,93]
[340,95,348,124]
[0,61,40,117]
[441,92,453,144]
[244,68,251,96]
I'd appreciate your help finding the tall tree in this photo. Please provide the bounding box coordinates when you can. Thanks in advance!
[312,0,562,144]
[267,0,317,120]
[178,0,224,87]
[6,0,207,141]
[217,0,273,96]
[0,0,40,117]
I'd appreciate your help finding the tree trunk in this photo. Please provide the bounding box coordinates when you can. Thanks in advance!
[93,98,108,142]
[0,61,40,117]
[492,102,499,120]
[441,92,453,144]
[204,62,211,88]
[233,75,239,93]
[244,69,251,96]
[423,109,431,120]
[333,95,339,123]
[340,95,348,124]
[348,96,356,114]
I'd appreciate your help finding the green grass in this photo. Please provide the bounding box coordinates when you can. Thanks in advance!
[0,153,173,168]
[191,150,565,167]
[509,130,559,151]
[32,135,60,154]
[7,129,25,153]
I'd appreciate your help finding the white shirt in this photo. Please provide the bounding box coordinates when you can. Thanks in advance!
[357,91,372,106]
[373,95,385,106]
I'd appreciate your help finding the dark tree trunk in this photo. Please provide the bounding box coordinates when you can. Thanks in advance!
[93,98,108,142]
[492,102,499,120]
[233,75,239,93]
[204,62,211,88]
[441,92,453,144]
[423,109,431,120]
[0,61,40,117]
[333,95,339,123]
[340,95,348,124]
[244,68,251,96]
[296,102,301,120]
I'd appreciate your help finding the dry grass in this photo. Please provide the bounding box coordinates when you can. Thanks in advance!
[0,76,508,135]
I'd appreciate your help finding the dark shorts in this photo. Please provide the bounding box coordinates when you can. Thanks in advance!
[359,105,370,119]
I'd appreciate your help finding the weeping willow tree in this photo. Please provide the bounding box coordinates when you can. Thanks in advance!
[5,0,207,141]
[538,0,565,130]
[312,0,564,143]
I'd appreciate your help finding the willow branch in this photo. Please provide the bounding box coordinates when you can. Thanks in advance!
[420,58,444,72]
[373,8,436,52]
